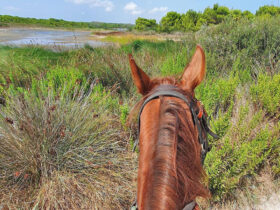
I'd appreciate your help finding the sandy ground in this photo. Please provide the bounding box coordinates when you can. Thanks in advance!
[256,191,280,210]
[210,167,280,210]
[216,191,280,210]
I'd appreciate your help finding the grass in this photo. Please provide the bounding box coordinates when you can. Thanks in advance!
[0,80,137,209]
[0,16,280,209]
[100,33,159,45]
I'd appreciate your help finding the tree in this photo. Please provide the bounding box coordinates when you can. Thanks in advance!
[203,7,217,25]
[196,17,207,29]
[242,10,254,19]
[159,12,182,32]
[135,17,157,31]
[181,10,200,32]
[216,6,230,23]
[256,6,280,16]
[230,9,242,20]
[202,4,231,25]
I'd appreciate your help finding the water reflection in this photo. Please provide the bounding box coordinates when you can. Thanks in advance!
[0,28,108,49]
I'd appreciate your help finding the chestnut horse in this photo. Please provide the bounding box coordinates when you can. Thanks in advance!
[129,46,212,210]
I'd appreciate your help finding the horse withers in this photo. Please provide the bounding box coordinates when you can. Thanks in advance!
[129,46,212,210]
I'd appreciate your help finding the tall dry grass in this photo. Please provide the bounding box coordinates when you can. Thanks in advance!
[0,82,137,209]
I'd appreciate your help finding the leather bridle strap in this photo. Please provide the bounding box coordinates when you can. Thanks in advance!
[133,85,218,153]
[130,200,197,210]
[133,85,204,152]
[133,85,194,152]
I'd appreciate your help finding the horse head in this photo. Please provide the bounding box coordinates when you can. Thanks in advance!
[129,46,211,210]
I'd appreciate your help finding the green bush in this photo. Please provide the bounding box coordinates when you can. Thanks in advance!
[195,73,239,116]
[205,107,277,201]
[197,16,280,76]
[251,73,280,115]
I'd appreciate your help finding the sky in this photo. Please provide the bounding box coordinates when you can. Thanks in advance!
[0,0,279,24]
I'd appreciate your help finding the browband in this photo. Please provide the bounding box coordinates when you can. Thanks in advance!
[133,84,218,158]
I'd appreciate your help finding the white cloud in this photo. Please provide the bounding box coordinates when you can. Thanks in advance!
[149,7,168,14]
[3,6,19,12]
[124,2,143,15]
[124,2,137,11]
[66,0,114,12]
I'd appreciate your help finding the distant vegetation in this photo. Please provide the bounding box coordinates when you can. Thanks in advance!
[135,5,280,32]
[0,15,133,30]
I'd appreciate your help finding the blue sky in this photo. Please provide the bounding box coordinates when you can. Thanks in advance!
[0,0,279,24]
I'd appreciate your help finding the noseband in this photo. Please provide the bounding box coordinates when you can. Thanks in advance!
[132,84,218,210]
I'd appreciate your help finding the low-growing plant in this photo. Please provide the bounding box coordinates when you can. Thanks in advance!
[205,105,278,201]
[251,73,280,115]
[195,73,239,117]
[0,81,136,209]
[197,16,280,76]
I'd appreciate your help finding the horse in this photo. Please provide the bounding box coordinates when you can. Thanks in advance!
[129,46,214,210]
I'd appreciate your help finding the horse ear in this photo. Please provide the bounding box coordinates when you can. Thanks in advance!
[180,45,206,92]
[129,54,151,95]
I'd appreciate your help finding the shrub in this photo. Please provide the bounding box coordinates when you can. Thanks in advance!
[0,82,136,209]
[195,73,239,117]
[251,73,280,115]
[205,106,278,201]
[197,16,280,76]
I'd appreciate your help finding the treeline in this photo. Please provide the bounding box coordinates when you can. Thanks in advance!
[135,5,280,32]
[0,15,133,30]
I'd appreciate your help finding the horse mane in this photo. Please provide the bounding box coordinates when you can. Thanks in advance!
[129,77,210,209]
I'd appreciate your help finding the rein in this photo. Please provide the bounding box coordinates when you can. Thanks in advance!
[132,85,218,210]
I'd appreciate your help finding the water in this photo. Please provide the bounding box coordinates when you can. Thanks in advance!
[0,28,108,50]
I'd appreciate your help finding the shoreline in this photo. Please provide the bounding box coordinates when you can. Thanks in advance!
[0,24,105,33]
[0,27,112,50]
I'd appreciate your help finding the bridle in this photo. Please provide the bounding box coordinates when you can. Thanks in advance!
[134,85,218,161]
[131,84,218,210]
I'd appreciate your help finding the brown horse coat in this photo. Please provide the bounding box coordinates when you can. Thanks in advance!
[129,46,210,210]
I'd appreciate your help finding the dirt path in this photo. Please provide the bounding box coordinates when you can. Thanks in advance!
[255,191,280,210]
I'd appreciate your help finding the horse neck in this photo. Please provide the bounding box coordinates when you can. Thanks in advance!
[138,97,207,210]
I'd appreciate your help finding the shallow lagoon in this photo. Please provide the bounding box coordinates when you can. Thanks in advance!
[0,28,108,50]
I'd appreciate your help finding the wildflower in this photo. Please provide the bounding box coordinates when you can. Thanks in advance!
[60,131,65,137]
[14,171,21,178]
